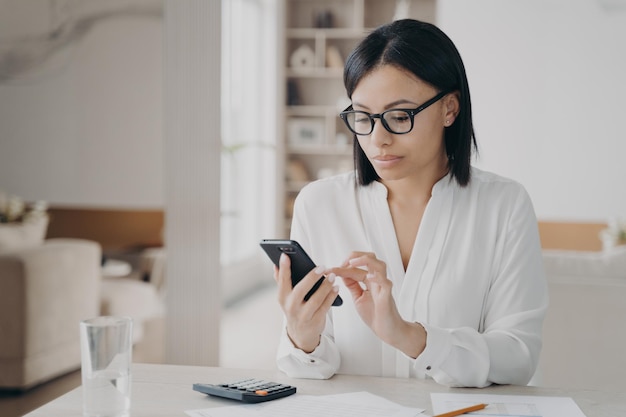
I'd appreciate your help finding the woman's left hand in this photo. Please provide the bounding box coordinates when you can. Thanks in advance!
[330,252,426,358]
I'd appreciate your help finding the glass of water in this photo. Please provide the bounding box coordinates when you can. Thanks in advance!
[80,316,133,417]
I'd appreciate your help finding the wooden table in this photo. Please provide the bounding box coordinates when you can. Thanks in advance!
[24,363,626,416]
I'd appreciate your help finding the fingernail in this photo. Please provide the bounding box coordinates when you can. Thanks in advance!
[366,272,375,279]
[327,273,336,284]
[314,265,325,274]
[333,285,339,293]
[348,258,358,265]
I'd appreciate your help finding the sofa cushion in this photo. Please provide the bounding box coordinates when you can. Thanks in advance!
[542,246,626,279]
[100,277,164,344]
[0,217,48,254]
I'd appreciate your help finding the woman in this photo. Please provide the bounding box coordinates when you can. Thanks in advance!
[274,19,548,388]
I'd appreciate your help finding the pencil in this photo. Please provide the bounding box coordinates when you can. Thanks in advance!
[433,403,488,417]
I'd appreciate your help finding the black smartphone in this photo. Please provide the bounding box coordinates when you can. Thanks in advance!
[260,239,342,307]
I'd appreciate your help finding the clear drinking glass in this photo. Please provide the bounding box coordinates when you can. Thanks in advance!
[80,316,133,417]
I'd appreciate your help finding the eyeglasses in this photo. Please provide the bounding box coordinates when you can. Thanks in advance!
[339,91,449,136]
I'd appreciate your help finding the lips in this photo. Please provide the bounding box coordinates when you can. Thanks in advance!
[374,155,401,161]
[372,154,402,168]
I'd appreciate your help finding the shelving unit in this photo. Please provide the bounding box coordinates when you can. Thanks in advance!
[277,0,436,236]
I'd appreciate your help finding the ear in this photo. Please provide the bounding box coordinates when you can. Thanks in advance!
[442,91,460,128]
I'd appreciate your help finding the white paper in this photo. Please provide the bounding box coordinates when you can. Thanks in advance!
[430,393,587,417]
[186,391,424,417]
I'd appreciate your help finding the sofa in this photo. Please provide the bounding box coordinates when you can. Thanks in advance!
[0,238,101,390]
[539,246,626,392]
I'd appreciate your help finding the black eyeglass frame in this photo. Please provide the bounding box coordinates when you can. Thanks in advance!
[339,90,450,136]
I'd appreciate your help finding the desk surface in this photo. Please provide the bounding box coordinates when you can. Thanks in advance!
[25,363,626,417]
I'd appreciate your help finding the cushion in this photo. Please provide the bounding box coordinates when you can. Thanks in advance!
[100,277,164,343]
[0,216,49,254]
[542,246,626,279]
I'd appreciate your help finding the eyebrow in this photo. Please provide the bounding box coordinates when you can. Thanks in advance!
[351,99,419,111]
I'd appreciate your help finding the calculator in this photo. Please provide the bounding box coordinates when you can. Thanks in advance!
[192,378,297,403]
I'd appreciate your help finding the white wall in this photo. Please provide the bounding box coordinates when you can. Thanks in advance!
[438,0,626,221]
[0,1,163,208]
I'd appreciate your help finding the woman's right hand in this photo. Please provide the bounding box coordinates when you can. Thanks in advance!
[274,253,339,353]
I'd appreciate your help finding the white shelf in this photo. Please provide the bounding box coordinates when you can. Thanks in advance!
[287,105,336,116]
[286,28,368,39]
[286,67,343,78]
[287,144,352,155]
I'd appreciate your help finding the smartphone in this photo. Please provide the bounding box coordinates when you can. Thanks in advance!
[260,239,342,307]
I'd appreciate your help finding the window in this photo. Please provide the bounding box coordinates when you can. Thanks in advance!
[221,0,278,275]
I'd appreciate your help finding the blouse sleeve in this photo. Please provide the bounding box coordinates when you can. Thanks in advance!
[275,191,341,379]
[412,186,549,387]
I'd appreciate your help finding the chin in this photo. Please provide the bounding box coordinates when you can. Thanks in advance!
[373,169,406,182]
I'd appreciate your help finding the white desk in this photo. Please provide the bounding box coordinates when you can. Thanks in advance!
[24,364,626,417]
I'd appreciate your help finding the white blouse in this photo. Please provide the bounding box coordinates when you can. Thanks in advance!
[276,167,548,387]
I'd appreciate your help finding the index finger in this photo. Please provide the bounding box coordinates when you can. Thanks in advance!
[340,251,372,267]
[329,266,368,282]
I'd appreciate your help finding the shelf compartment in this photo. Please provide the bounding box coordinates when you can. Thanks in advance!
[286,0,361,30]
[363,0,436,28]
[285,77,346,107]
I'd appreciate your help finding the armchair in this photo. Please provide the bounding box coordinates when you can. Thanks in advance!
[0,238,101,390]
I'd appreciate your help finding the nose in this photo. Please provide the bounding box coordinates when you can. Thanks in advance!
[369,117,392,148]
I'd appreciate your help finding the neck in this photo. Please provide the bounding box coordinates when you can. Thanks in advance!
[382,160,449,204]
